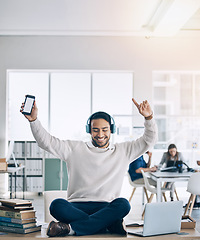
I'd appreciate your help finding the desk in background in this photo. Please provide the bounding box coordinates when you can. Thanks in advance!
[0,166,25,199]
[150,171,193,202]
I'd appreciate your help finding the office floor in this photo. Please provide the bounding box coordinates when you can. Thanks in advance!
[22,174,200,234]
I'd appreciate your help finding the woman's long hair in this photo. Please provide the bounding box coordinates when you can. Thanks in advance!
[167,144,179,161]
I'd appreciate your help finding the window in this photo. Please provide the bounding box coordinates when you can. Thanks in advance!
[8,70,134,142]
[8,72,49,140]
[153,71,200,167]
[50,73,91,140]
[92,73,133,115]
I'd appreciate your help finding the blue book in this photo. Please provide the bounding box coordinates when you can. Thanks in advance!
[0,216,36,224]
[0,221,36,229]
[0,225,41,234]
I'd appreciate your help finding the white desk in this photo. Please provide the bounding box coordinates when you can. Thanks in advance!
[150,171,193,202]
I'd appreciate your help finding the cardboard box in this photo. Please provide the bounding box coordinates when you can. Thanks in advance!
[0,158,7,171]
[181,215,196,229]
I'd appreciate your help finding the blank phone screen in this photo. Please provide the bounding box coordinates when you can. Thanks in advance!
[24,97,34,113]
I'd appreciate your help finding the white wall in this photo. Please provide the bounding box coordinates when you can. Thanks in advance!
[0,35,200,156]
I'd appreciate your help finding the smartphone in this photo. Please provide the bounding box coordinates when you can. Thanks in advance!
[22,95,35,115]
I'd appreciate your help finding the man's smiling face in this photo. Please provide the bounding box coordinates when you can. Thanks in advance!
[91,118,111,148]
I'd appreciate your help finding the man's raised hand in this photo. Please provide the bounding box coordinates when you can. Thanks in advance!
[132,98,153,119]
[20,101,38,122]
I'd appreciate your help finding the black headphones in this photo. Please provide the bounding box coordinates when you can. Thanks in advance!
[86,112,116,134]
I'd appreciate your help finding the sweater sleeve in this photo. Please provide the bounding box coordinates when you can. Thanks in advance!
[30,119,73,161]
[119,118,158,163]
[158,152,167,168]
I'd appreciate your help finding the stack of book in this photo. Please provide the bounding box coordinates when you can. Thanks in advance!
[0,199,41,234]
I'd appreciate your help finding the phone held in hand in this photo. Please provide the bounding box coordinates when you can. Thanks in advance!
[22,95,35,115]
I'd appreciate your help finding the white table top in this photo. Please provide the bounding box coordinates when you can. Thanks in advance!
[150,171,193,178]
[0,166,25,174]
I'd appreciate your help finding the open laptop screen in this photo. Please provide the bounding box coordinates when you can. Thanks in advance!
[128,201,183,237]
[167,160,176,167]
[167,160,183,168]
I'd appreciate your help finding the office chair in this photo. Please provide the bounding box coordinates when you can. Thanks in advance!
[162,182,179,201]
[141,170,173,218]
[127,172,149,203]
[183,172,200,217]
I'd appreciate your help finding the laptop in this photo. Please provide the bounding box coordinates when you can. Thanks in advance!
[160,166,177,172]
[128,201,183,237]
[167,160,183,168]
[167,160,177,167]
[161,160,183,172]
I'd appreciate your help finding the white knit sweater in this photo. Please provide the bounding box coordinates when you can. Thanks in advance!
[30,118,157,202]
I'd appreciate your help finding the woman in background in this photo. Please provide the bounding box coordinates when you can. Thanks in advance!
[159,144,184,201]
[159,143,184,169]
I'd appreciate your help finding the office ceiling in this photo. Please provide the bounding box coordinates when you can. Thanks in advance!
[0,0,200,37]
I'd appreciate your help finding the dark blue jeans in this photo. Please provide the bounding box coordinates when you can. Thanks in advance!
[49,197,130,236]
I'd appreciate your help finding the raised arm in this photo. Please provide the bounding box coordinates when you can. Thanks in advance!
[120,98,157,163]
[20,100,38,122]
[132,98,153,120]
[20,100,71,160]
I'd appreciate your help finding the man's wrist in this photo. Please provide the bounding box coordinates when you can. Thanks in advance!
[145,113,153,120]
[29,118,37,122]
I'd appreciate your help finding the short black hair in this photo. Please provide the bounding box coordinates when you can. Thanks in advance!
[89,111,111,126]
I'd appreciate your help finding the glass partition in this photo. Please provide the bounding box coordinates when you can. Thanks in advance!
[153,71,200,168]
